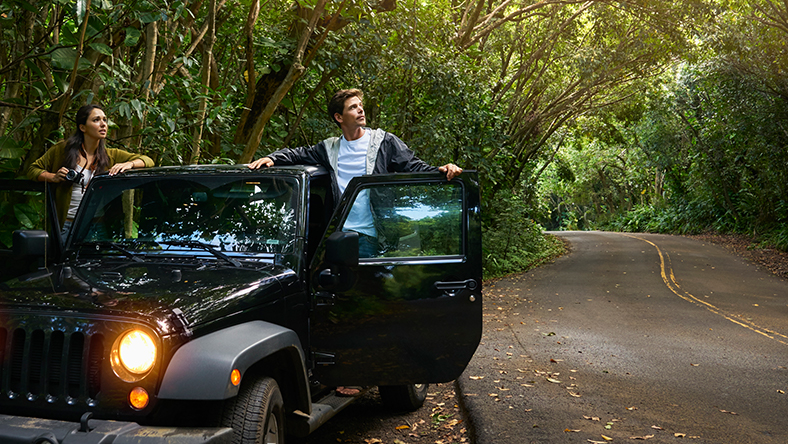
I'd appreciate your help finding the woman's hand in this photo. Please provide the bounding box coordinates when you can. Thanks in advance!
[248,157,274,169]
[108,161,136,176]
[47,167,70,183]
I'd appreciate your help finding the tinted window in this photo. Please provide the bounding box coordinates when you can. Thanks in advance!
[73,176,299,254]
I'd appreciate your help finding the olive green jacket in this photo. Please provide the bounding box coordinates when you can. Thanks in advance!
[27,141,154,228]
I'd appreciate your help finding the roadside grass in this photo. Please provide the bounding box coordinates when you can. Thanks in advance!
[483,231,566,281]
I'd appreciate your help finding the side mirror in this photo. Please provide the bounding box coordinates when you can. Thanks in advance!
[325,231,359,267]
[13,230,49,258]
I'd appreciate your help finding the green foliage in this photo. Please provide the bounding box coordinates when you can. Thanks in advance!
[0,189,46,249]
[482,191,564,279]
[5,0,787,281]
[763,225,788,252]
[537,107,658,231]
[607,60,788,241]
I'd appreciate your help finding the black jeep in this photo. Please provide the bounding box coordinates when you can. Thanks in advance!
[0,165,482,443]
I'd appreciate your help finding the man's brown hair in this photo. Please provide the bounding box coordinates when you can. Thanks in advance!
[328,89,363,128]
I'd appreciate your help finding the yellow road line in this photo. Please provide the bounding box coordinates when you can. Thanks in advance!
[621,233,788,346]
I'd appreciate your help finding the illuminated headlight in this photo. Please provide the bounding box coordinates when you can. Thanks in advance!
[111,329,157,382]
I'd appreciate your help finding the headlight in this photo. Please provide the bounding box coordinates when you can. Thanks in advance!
[111,329,157,382]
[119,330,156,373]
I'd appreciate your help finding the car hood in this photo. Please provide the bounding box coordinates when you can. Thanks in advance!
[0,260,293,330]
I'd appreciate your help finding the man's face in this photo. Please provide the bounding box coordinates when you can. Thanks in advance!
[336,96,365,131]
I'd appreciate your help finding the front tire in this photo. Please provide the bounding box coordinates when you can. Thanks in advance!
[222,376,285,444]
[379,383,429,411]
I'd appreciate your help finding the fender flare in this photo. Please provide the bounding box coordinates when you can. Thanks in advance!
[157,321,310,410]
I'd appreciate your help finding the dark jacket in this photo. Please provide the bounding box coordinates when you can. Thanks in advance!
[266,128,438,206]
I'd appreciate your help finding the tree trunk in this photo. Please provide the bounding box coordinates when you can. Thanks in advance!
[58,0,92,124]
[233,0,261,147]
[233,0,397,161]
[190,0,217,164]
[281,68,334,148]
[238,0,328,163]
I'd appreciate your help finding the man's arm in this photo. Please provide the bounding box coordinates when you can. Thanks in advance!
[248,142,330,170]
[381,133,463,180]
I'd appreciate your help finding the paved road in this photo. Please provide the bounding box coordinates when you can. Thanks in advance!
[459,231,788,444]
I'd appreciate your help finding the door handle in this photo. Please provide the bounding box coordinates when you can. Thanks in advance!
[434,279,478,292]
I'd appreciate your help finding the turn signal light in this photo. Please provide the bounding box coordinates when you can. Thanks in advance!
[231,369,241,386]
[129,387,149,410]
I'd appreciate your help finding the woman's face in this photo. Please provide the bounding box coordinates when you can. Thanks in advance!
[80,108,108,140]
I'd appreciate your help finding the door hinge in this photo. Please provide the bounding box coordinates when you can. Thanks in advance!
[312,351,336,365]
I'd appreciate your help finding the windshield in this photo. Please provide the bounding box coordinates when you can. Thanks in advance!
[70,175,300,255]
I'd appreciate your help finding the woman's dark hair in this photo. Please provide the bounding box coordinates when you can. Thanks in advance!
[62,104,110,173]
[327,89,363,128]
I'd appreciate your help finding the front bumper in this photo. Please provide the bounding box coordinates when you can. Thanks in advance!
[0,414,233,444]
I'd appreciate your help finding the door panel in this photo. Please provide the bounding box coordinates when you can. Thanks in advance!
[310,172,482,386]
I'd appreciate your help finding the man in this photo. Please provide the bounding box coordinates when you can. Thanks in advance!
[249,89,461,396]
[249,88,462,257]
[249,88,461,186]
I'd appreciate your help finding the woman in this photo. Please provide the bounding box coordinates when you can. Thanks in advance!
[27,104,154,237]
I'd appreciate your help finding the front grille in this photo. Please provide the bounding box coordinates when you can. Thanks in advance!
[0,327,103,403]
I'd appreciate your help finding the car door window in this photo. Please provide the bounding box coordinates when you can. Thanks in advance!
[0,185,46,249]
[0,180,61,281]
[339,182,463,259]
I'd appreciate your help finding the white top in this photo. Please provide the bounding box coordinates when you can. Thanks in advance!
[67,167,94,220]
[336,131,370,194]
[337,132,376,237]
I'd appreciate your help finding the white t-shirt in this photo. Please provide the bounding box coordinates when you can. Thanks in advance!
[336,131,370,194]
[67,167,94,220]
[337,132,376,237]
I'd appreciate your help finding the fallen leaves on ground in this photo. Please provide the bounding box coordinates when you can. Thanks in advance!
[685,233,788,280]
[630,434,655,440]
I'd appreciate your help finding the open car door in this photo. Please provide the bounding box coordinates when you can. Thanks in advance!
[0,179,62,282]
[309,172,482,386]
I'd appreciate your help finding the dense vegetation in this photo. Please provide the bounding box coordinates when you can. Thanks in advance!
[1,0,786,278]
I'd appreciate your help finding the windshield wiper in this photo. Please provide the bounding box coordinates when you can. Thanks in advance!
[75,241,144,263]
[159,240,241,268]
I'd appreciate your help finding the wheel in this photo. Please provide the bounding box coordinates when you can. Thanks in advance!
[379,383,429,411]
[221,376,285,444]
